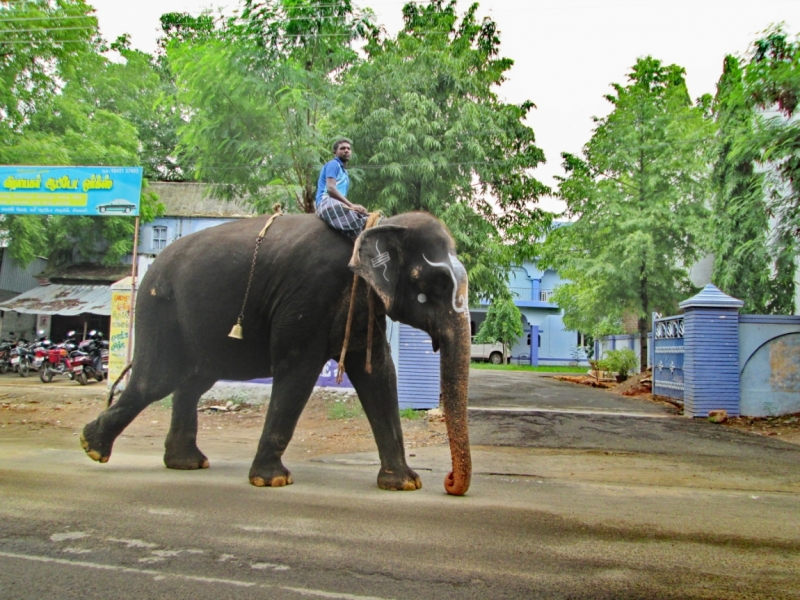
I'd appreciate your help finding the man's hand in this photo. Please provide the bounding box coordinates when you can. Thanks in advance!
[350,204,369,215]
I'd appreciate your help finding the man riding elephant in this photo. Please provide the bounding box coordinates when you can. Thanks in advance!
[315,138,370,239]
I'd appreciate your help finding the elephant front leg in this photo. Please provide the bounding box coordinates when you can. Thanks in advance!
[345,345,421,491]
[249,358,322,488]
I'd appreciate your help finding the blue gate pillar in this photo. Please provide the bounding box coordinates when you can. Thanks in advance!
[679,284,743,418]
[530,325,539,366]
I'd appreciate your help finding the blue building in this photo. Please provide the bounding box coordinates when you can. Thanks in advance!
[472,261,590,366]
[137,182,256,268]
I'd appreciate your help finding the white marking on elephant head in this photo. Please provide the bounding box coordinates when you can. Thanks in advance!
[422,254,469,314]
[371,240,391,282]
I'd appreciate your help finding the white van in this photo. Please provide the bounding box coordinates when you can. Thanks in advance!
[470,339,506,364]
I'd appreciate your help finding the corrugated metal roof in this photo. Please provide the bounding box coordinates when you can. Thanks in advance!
[0,284,111,316]
[0,251,48,293]
[148,182,258,218]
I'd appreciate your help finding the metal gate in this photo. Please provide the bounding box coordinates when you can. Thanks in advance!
[397,324,440,409]
[652,313,684,402]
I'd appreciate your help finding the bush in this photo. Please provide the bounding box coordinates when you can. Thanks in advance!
[598,348,638,379]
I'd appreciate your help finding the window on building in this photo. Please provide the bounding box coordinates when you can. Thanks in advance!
[152,226,168,250]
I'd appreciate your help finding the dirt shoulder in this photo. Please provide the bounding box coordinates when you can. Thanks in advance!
[0,379,448,461]
[554,370,800,446]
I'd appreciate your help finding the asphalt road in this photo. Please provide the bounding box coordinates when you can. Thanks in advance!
[1,370,799,599]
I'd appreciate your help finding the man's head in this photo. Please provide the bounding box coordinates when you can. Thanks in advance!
[332,138,352,164]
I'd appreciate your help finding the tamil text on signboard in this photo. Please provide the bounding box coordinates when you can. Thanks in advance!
[0,166,143,216]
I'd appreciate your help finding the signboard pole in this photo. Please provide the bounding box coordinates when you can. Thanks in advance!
[125,216,140,373]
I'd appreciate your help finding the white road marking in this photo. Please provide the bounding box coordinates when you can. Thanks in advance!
[0,551,392,599]
[62,547,92,554]
[139,556,165,564]
[251,562,290,571]
[218,554,236,562]
[106,538,158,549]
[152,550,182,557]
[50,532,90,542]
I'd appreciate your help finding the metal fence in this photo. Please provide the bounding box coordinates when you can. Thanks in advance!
[652,313,685,402]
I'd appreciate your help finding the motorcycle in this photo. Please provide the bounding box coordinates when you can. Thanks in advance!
[30,332,52,373]
[0,339,15,374]
[9,340,33,377]
[39,332,78,383]
[71,330,108,385]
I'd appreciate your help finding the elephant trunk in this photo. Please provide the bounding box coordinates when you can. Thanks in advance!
[439,313,472,496]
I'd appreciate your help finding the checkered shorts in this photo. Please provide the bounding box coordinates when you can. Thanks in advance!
[316,195,368,239]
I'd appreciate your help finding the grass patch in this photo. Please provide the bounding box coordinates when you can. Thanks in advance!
[470,363,588,373]
[399,407,424,420]
[327,397,366,420]
[156,395,173,409]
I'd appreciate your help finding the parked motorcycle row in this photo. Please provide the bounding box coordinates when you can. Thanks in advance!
[0,330,109,385]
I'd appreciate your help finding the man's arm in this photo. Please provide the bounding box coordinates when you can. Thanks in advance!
[326,177,367,214]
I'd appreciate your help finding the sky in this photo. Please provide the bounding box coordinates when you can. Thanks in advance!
[90,0,800,212]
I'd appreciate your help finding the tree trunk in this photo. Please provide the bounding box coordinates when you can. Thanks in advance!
[639,265,648,373]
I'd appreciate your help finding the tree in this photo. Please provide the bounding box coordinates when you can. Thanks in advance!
[740,27,800,293]
[343,0,550,300]
[474,297,523,364]
[0,0,98,146]
[540,57,715,370]
[166,0,376,213]
[0,2,164,267]
[710,54,794,313]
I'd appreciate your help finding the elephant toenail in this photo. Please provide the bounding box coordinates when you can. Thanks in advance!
[251,477,267,487]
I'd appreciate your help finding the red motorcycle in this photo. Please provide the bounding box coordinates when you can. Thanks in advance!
[39,332,78,383]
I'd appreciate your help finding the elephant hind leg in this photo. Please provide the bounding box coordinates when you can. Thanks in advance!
[81,368,178,464]
[249,354,326,488]
[164,377,216,470]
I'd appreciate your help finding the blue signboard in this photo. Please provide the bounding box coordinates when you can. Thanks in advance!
[0,165,143,216]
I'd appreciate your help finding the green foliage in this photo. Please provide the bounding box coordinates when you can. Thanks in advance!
[344,0,550,300]
[725,26,800,311]
[399,407,423,420]
[711,53,794,313]
[0,0,98,144]
[0,6,168,268]
[540,57,715,368]
[166,0,376,213]
[596,348,638,378]
[327,396,366,420]
[475,297,523,360]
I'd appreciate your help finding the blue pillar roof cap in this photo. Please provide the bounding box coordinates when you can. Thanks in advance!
[679,284,744,310]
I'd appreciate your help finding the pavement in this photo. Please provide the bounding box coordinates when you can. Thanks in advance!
[468,369,675,415]
[2,369,800,598]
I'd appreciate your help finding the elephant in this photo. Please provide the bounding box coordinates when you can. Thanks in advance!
[80,211,472,495]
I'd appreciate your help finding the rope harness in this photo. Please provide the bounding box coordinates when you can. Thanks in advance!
[229,206,382,386]
[228,205,283,340]
[336,211,382,383]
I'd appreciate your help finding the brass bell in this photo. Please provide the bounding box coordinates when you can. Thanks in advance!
[228,321,243,340]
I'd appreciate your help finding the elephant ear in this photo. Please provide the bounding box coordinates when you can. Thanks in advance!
[349,225,408,311]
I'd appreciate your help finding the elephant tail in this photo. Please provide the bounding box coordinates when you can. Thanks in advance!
[107,362,133,407]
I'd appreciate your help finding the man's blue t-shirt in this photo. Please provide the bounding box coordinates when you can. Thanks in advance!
[315,157,350,206]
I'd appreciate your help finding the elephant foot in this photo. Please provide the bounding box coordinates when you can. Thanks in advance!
[80,421,112,464]
[377,466,422,491]
[164,448,209,470]
[249,464,293,488]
